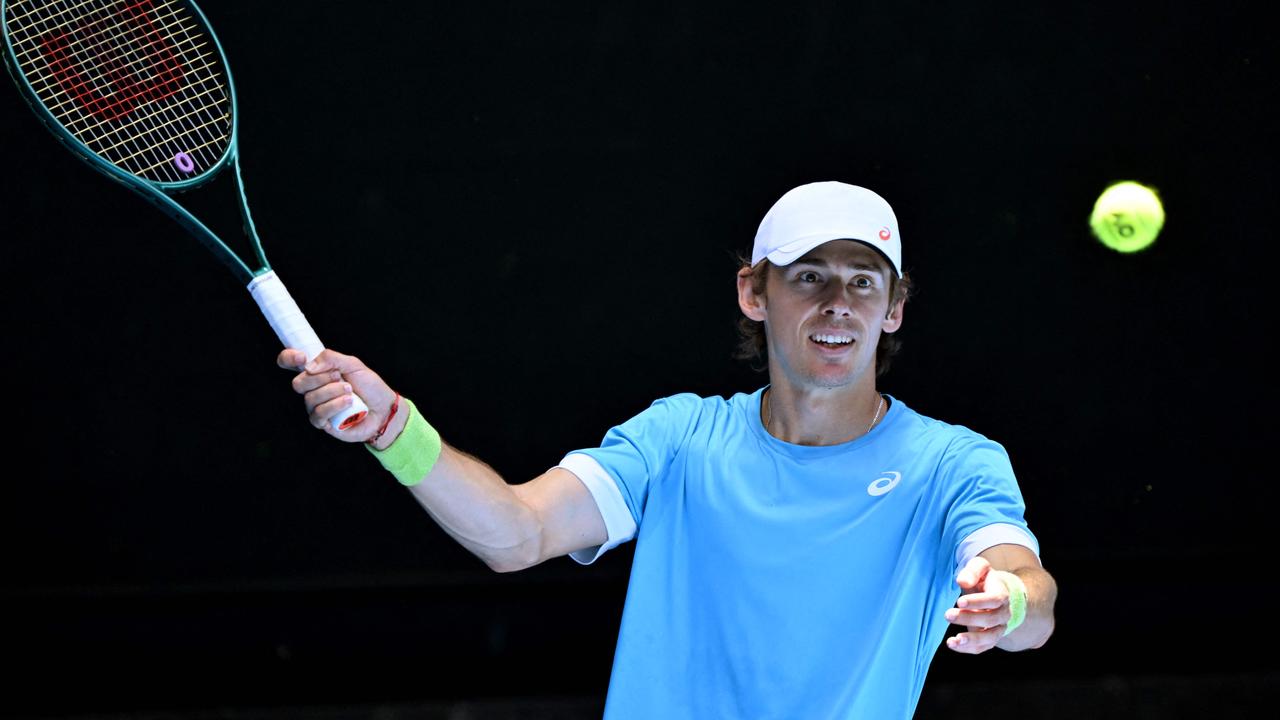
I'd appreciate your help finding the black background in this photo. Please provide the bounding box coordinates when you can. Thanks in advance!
[2,1,1274,717]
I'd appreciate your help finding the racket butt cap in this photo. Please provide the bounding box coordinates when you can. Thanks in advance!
[333,396,370,432]
[338,410,368,431]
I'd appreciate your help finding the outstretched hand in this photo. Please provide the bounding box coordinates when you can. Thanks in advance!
[277,348,398,443]
[944,556,1013,654]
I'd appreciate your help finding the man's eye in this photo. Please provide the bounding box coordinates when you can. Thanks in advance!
[799,272,820,283]
[854,277,872,288]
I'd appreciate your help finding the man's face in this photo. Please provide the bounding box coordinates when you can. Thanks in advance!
[738,240,903,391]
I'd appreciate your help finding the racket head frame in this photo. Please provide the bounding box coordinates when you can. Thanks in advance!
[4,1,368,431]
[2,0,267,283]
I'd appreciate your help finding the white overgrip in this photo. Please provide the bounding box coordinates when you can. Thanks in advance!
[248,270,369,431]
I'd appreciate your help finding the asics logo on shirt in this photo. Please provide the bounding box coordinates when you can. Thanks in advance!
[867,471,902,497]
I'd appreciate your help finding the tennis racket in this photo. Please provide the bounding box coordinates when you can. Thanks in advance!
[3,0,367,430]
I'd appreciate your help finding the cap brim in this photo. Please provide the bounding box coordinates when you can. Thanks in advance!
[765,236,901,277]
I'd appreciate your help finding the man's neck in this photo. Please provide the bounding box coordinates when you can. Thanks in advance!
[762,381,884,447]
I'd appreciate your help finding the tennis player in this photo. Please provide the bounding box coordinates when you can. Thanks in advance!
[280,181,1057,718]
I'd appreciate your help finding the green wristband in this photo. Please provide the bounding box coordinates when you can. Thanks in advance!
[364,397,441,486]
[992,570,1028,636]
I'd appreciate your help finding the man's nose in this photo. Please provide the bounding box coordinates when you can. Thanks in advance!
[820,283,854,316]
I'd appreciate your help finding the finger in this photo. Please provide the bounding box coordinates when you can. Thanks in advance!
[292,369,346,395]
[955,592,1007,611]
[305,381,354,416]
[956,556,991,589]
[945,626,1004,654]
[945,607,982,624]
[310,390,359,430]
[305,348,363,375]
[946,606,1008,629]
[277,348,308,371]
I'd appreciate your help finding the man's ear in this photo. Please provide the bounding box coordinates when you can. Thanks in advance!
[882,295,905,334]
[737,266,767,322]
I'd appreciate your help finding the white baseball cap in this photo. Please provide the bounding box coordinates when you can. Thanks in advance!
[751,181,902,277]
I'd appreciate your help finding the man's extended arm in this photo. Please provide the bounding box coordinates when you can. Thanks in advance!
[279,348,608,572]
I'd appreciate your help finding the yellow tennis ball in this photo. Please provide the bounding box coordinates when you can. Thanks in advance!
[1090,181,1165,253]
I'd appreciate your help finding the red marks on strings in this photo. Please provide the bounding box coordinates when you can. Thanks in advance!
[38,0,186,122]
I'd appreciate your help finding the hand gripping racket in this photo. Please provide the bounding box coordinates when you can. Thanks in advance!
[3,0,368,430]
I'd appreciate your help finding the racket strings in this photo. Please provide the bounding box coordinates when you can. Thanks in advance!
[40,0,228,181]
[13,0,227,165]
[35,30,224,167]
[10,0,227,182]
[16,4,216,125]
[6,0,232,183]
[19,7,207,118]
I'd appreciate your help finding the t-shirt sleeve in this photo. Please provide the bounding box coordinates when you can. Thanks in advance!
[557,453,635,565]
[941,434,1040,568]
[557,393,701,564]
[955,523,1040,569]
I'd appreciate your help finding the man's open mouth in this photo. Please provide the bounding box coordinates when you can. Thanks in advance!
[810,333,854,349]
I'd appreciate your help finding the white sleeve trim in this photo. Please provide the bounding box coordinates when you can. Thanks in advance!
[557,453,637,565]
[956,523,1041,569]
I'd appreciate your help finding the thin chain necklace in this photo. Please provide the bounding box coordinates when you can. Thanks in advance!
[763,391,885,438]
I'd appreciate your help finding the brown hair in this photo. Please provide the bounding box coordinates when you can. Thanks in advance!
[733,256,913,376]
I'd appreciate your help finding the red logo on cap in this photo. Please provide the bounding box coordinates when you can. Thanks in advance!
[878,227,891,241]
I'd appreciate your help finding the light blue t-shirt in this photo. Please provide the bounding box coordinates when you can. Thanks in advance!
[560,388,1038,720]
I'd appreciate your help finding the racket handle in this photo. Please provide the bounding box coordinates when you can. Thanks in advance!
[248,270,369,431]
